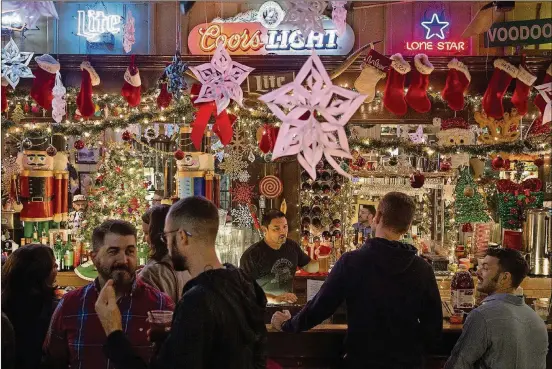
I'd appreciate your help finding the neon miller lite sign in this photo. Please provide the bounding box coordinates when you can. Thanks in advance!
[77,10,122,42]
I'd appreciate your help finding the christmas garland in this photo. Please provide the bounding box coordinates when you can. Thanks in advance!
[350,137,551,156]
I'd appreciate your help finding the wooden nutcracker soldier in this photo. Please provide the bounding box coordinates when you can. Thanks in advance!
[11,138,68,239]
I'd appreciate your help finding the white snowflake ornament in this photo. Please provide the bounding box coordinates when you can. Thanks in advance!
[1,38,34,89]
[408,125,427,144]
[231,205,253,228]
[236,170,251,183]
[283,1,327,38]
[259,50,367,180]
[189,42,254,115]
[123,10,136,54]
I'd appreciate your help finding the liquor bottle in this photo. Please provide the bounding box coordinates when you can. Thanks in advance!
[63,250,70,271]
[73,241,81,269]
[54,235,63,271]
[65,235,74,271]
[40,229,49,246]
[32,225,39,244]
[2,230,12,257]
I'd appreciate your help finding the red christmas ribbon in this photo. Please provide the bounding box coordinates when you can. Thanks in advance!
[496,178,542,194]
[190,84,235,151]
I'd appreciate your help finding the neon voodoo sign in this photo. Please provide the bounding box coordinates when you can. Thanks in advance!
[76,10,122,42]
[404,13,466,54]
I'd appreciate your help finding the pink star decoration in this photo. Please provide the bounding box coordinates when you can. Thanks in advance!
[189,42,254,115]
[259,51,367,180]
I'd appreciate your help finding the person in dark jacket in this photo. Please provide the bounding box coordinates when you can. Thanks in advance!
[272,192,443,369]
[2,312,16,369]
[1,244,58,369]
[95,196,267,369]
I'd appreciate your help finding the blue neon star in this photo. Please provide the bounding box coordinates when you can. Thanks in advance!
[421,13,449,40]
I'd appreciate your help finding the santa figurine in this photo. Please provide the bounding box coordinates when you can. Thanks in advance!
[11,138,68,239]
[68,194,87,233]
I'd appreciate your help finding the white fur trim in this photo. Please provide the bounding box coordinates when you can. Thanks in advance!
[124,67,141,87]
[447,58,471,82]
[80,61,100,86]
[414,54,434,75]
[516,66,537,86]
[390,53,411,75]
[1,77,8,87]
[493,59,518,78]
[35,54,60,74]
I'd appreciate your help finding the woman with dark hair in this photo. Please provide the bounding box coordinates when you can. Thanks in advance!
[139,205,191,302]
[1,244,58,369]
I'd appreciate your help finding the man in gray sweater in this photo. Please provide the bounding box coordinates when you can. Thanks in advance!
[445,248,548,369]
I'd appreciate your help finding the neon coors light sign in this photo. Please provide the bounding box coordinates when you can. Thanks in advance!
[405,13,466,53]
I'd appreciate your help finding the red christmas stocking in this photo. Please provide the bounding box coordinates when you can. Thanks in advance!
[30,54,60,111]
[157,81,172,109]
[121,65,142,107]
[258,124,280,153]
[534,64,552,116]
[76,61,100,118]
[482,59,518,119]
[1,77,8,113]
[511,65,537,116]
[405,54,434,113]
[383,53,411,116]
[441,59,471,111]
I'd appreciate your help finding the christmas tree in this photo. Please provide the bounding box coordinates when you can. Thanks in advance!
[78,143,149,244]
[454,166,490,224]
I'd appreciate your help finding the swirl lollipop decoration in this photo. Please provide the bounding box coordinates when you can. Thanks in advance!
[259,175,283,199]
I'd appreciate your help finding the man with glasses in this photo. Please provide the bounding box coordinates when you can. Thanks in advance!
[95,196,268,369]
[240,209,317,304]
[43,220,174,369]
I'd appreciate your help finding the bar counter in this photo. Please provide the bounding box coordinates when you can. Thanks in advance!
[265,322,552,369]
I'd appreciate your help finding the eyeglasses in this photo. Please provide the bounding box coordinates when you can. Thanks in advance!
[159,229,192,244]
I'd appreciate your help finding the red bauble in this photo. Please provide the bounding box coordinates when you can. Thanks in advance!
[491,156,504,170]
[122,130,132,142]
[174,149,185,160]
[534,157,544,167]
[410,171,425,188]
[462,223,473,232]
[439,160,451,172]
[503,159,510,170]
[115,167,122,174]
[74,140,85,150]
[354,157,366,168]
[46,145,57,157]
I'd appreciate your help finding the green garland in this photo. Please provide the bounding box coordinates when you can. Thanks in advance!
[349,137,551,156]
[498,191,544,229]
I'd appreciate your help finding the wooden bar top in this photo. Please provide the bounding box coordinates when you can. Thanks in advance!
[266,321,552,333]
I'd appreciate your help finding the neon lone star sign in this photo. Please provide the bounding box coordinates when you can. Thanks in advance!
[421,13,449,40]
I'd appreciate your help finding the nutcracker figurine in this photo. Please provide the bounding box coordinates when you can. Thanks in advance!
[11,139,69,239]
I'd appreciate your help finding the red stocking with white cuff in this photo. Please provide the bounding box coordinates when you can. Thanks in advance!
[121,65,142,107]
[383,53,411,116]
[30,54,60,111]
[406,54,434,113]
[482,59,518,119]
[441,59,471,111]
[511,65,537,116]
[76,61,100,118]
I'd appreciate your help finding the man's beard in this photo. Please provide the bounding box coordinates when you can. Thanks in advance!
[171,243,189,271]
[97,264,134,288]
[477,273,500,294]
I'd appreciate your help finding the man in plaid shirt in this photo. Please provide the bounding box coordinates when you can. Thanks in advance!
[42,219,174,369]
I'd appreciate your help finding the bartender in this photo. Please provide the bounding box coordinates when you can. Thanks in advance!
[240,209,318,304]
[353,205,376,239]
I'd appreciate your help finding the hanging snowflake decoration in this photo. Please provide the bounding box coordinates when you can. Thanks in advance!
[331,1,347,36]
[283,1,327,39]
[189,42,254,114]
[230,182,256,204]
[224,127,252,158]
[231,205,253,228]
[51,72,66,124]
[219,152,249,180]
[164,52,188,99]
[123,10,136,54]
[236,170,251,183]
[259,50,366,180]
[1,38,34,89]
